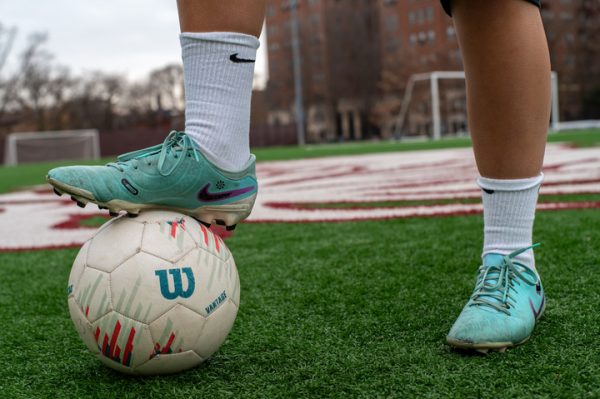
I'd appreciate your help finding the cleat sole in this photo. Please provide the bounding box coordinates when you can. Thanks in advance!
[446,335,531,353]
[46,176,256,225]
[226,224,237,231]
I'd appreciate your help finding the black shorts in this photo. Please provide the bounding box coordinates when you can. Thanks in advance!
[440,0,541,16]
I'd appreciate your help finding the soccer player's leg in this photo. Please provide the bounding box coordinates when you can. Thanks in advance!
[47,0,266,229]
[442,0,550,352]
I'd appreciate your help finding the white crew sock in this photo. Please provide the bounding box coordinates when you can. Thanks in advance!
[478,174,544,269]
[180,32,259,171]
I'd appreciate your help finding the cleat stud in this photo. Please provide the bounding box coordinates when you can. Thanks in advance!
[475,349,489,355]
[70,196,77,202]
[98,205,107,210]
[127,212,139,218]
[215,220,226,226]
[498,347,507,353]
[226,224,237,231]
[109,211,119,217]
[76,201,86,208]
[53,188,62,196]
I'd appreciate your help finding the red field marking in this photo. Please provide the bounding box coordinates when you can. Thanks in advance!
[0,143,599,251]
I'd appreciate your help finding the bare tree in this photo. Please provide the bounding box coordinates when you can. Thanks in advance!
[0,24,19,126]
[14,33,54,130]
[148,64,184,112]
[46,66,75,130]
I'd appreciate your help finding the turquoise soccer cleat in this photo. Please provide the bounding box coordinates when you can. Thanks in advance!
[446,245,545,353]
[46,131,257,229]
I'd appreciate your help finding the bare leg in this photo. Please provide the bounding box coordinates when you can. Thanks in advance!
[177,0,266,37]
[452,0,551,179]
[446,0,550,351]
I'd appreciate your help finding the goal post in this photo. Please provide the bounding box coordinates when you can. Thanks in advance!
[393,71,560,139]
[4,129,101,165]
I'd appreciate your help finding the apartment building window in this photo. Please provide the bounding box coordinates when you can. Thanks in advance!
[281,0,298,11]
[386,37,400,51]
[309,14,320,30]
[428,30,436,42]
[268,24,279,36]
[426,6,434,21]
[560,12,573,21]
[564,55,575,66]
[417,9,424,24]
[409,33,417,46]
[565,33,575,44]
[409,11,416,25]
[386,14,399,31]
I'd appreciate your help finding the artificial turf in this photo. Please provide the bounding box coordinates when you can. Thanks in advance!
[1,211,600,398]
[1,130,600,397]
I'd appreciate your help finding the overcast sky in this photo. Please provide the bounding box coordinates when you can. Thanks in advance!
[0,0,268,86]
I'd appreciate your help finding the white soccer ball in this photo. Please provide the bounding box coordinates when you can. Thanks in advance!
[67,210,240,375]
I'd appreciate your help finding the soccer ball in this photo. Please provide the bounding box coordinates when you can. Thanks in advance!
[67,210,240,375]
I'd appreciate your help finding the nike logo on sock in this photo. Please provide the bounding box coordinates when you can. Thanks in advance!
[197,183,255,202]
[229,53,255,63]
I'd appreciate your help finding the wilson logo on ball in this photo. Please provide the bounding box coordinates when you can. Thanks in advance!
[154,268,195,300]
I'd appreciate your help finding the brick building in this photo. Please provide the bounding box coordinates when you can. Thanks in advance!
[374,0,464,138]
[265,0,379,142]
[264,0,600,143]
[543,1,600,121]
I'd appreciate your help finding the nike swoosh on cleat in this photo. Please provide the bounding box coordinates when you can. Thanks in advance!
[529,297,545,319]
[229,53,255,63]
[197,183,255,202]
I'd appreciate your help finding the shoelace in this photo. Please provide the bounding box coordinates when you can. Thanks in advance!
[469,244,540,315]
[107,131,200,176]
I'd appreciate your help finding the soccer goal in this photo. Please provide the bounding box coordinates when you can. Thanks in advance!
[393,71,560,139]
[4,129,101,165]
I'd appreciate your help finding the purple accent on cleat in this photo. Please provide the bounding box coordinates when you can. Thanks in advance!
[197,183,255,202]
[529,297,544,320]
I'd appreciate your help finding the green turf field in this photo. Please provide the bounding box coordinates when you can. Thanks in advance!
[1,130,600,398]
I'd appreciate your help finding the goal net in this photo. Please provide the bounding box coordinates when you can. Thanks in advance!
[4,130,101,165]
[393,71,560,139]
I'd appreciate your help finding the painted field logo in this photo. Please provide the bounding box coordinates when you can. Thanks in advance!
[154,268,195,300]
